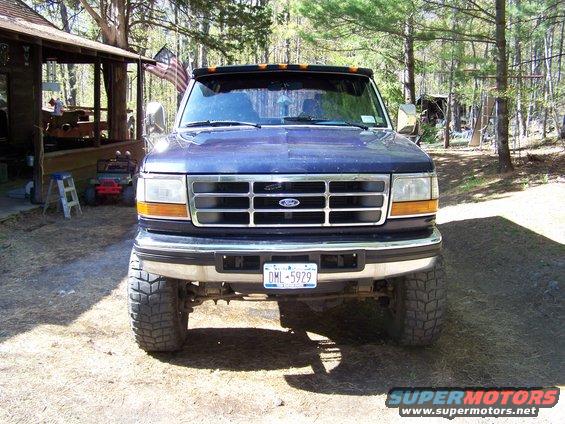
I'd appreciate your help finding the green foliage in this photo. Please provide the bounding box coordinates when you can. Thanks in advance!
[25,0,564,142]
[459,175,487,192]
[420,122,439,144]
[166,0,273,61]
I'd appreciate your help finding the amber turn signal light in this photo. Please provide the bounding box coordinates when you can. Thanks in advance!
[137,201,188,218]
[390,199,438,217]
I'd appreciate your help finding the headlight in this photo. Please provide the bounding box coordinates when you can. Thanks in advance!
[390,173,438,217]
[136,174,190,220]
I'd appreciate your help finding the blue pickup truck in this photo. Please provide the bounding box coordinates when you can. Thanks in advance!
[129,64,445,352]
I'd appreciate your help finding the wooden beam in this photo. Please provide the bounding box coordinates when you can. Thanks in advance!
[136,59,144,140]
[0,30,42,45]
[41,41,83,54]
[32,44,44,204]
[93,58,101,147]
[0,32,21,41]
[99,53,127,62]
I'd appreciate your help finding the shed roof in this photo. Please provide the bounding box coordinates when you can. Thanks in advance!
[0,0,153,62]
[0,0,55,27]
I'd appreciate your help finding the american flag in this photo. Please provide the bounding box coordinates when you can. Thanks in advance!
[144,46,190,93]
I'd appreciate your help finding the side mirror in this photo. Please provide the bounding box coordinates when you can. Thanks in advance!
[397,103,418,135]
[145,101,166,135]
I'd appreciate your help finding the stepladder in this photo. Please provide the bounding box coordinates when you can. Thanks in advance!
[43,172,82,219]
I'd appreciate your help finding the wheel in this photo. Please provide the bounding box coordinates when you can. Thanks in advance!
[84,186,98,206]
[385,256,446,346]
[127,250,188,352]
[122,185,136,206]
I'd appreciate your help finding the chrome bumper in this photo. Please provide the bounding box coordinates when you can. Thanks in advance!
[134,227,442,283]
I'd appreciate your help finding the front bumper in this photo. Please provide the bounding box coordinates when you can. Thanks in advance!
[134,227,442,283]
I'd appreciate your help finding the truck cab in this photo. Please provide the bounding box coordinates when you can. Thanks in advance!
[128,64,445,352]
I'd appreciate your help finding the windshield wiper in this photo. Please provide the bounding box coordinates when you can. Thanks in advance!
[283,115,317,122]
[182,120,261,128]
[283,116,369,130]
[321,120,369,130]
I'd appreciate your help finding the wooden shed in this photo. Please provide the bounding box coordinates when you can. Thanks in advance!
[0,0,153,204]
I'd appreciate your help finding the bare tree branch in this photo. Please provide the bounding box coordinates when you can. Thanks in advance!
[78,0,111,40]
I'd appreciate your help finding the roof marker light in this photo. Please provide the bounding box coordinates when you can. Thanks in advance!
[278,63,288,69]
[258,64,268,70]
[207,66,217,73]
[348,66,359,73]
[299,63,308,69]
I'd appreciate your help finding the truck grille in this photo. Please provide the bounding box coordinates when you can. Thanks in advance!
[187,174,390,227]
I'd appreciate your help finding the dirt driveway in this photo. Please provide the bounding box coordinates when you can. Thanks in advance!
[0,147,563,423]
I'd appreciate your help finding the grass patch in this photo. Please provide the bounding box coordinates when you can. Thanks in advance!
[540,173,549,184]
[459,175,487,192]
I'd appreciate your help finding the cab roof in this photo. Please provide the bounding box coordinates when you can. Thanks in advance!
[192,64,373,78]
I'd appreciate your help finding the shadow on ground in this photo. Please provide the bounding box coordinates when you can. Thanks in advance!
[0,238,131,341]
[160,216,564,395]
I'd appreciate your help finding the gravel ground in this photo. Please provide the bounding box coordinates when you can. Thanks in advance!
[0,147,563,423]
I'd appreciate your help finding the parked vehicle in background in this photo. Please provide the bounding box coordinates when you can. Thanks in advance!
[128,64,445,352]
[84,151,137,206]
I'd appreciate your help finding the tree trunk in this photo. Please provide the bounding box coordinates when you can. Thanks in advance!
[495,0,513,172]
[199,11,210,67]
[557,20,564,85]
[525,41,539,135]
[452,96,461,132]
[262,0,270,63]
[284,1,291,63]
[544,29,561,136]
[444,54,455,148]
[111,63,129,140]
[60,1,77,106]
[542,31,550,139]
[444,97,451,148]
[514,0,526,138]
[80,0,129,140]
[403,19,416,104]
[106,14,129,139]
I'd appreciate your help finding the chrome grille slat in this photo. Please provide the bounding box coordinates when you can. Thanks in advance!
[187,174,390,227]
[250,208,327,212]
[193,193,250,197]
[249,192,327,197]
[196,209,250,213]
[329,192,384,196]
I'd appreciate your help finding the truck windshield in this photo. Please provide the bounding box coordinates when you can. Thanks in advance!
[180,73,388,128]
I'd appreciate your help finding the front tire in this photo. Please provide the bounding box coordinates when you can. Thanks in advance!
[84,186,97,206]
[127,250,188,352]
[122,185,136,206]
[385,257,446,346]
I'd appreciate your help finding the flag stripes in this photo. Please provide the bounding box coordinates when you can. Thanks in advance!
[144,47,190,93]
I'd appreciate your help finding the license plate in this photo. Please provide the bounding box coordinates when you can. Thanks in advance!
[263,263,318,289]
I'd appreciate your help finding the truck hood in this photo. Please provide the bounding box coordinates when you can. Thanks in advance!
[142,126,434,174]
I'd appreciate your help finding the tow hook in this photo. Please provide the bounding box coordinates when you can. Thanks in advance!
[355,278,374,294]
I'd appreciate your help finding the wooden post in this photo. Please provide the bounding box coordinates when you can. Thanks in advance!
[93,58,101,147]
[136,59,144,140]
[32,44,44,204]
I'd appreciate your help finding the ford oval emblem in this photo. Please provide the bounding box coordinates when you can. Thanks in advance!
[279,198,300,208]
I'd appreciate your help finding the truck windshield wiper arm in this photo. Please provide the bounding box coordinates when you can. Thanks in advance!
[283,115,317,122]
[283,116,369,130]
[316,120,369,130]
[182,120,261,128]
